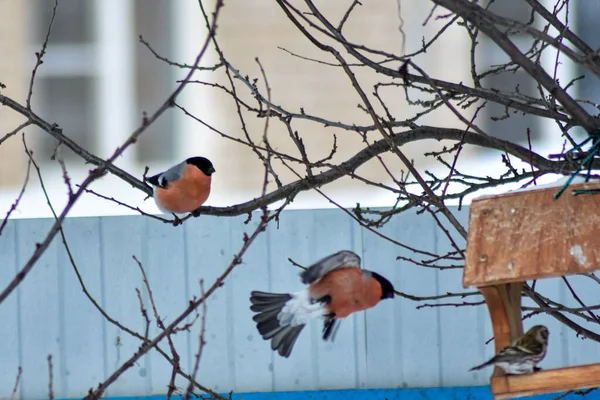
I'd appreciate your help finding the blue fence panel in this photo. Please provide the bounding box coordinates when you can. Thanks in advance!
[0,221,20,394]
[182,213,234,393]
[0,207,598,399]
[60,217,106,396]
[17,219,62,400]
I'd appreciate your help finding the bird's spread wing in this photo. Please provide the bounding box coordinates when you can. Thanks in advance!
[513,343,542,354]
[492,343,541,364]
[322,318,340,341]
[513,334,544,355]
[146,162,186,188]
[300,250,361,284]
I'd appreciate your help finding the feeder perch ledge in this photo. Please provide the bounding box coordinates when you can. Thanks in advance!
[463,181,600,400]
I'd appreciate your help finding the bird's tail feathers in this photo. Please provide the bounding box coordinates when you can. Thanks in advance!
[145,173,161,187]
[469,358,495,371]
[322,318,340,341]
[250,291,292,312]
[270,325,305,357]
[250,290,305,358]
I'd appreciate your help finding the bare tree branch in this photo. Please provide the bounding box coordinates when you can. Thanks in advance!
[0,0,223,307]
[26,0,58,109]
[0,145,31,236]
[2,1,600,395]
[47,355,54,400]
[83,205,270,400]
[433,0,597,131]
[10,367,22,400]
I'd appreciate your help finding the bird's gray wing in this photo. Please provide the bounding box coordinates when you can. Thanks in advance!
[147,162,186,188]
[492,344,540,363]
[300,250,361,284]
[470,340,544,371]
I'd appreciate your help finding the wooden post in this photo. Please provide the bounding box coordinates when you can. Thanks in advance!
[480,282,523,352]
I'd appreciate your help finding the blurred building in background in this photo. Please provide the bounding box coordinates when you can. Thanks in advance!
[0,0,584,217]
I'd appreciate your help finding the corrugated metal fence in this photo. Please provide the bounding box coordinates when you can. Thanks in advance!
[0,207,598,399]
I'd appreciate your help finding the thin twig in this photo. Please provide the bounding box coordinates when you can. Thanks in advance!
[288,257,307,270]
[83,205,270,400]
[295,0,468,240]
[524,284,600,342]
[27,0,58,109]
[10,366,22,400]
[54,146,73,198]
[562,276,600,324]
[396,290,480,302]
[135,288,151,340]
[185,280,208,400]
[78,186,175,224]
[417,300,485,309]
[432,0,596,131]
[132,255,183,390]
[0,145,32,236]
[338,0,362,32]
[0,0,221,307]
[47,355,54,400]
[0,120,32,146]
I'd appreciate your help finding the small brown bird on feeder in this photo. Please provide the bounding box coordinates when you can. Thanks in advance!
[470,325,549,374]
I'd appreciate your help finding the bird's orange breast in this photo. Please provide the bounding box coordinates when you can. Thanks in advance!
[154,164,211,213]
[308,267,383,318]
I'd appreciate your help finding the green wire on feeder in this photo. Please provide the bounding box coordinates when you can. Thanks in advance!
[554,128,600,199]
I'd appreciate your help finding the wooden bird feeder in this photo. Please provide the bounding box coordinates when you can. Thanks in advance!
[463,180,600,399]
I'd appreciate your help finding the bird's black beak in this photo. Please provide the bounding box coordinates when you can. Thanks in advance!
[208,166,216,175]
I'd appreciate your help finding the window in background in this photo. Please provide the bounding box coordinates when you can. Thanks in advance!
[35,0,92,44]
[480,69,541,144]
[29,0,176,166]
[134,0,176,163]
[38,76,96,159]
[32,0,96,162]
[477,0,541,145]
[574,2,600,116]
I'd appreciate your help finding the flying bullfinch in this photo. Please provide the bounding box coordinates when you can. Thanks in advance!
[250,250,395,358]
[145,156,215,215]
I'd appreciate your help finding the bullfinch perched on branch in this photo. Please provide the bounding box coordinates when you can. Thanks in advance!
[470,325,549,374]
[250,250,395,358]
[145,156,215,216]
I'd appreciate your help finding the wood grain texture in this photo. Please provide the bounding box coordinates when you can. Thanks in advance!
[464,181,600,287]
[491,363,600,399]
[480,286,511,353]
[480,283,524,352]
